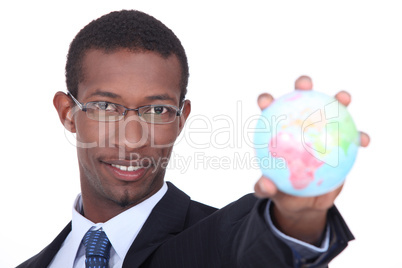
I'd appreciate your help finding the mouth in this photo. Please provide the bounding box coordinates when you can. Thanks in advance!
[103,161,150,182]
[111,164,143,172]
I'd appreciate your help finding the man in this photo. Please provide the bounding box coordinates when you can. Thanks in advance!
[18,10,369,268]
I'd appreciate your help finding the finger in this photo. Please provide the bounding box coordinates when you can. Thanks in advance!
[335,90,351,107]
[311,184,344,210]
[257,93,274,110]
[360,131,370,147]
[295,75,313,90]
[254,176,278,198]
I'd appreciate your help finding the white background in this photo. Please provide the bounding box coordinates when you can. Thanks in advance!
[1,1,400,267]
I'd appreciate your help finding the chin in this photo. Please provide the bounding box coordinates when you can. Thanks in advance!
[106,189,136,208]
[117,199,131,208]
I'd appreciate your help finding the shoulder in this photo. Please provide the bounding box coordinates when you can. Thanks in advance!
[184,200,217,226]
[214,193,262,222]
[167,181,259,227]
[186,193,262,229]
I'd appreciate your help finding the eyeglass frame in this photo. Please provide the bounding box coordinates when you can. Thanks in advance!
[67,91,185,124]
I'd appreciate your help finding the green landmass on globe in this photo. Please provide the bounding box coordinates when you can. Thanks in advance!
[254,90,360,197]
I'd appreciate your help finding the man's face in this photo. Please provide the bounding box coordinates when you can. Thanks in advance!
[68,49,189,209]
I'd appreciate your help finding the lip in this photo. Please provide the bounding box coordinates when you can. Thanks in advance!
[103,162,149,182]
[104,159,151,167]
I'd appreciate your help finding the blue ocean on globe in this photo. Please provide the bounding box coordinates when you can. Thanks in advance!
[254,90,360,196]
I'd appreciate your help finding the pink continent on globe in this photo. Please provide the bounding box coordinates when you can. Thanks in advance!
[269,132,324,189]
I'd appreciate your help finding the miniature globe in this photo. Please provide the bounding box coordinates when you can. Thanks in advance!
[254,90,360,196]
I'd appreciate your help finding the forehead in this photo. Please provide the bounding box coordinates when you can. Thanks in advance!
[78,49,182,103]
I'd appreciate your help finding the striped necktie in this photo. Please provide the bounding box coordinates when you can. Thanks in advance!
[83,229,112,268]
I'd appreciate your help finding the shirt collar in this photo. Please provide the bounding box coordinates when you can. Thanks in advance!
[71,182,168,261]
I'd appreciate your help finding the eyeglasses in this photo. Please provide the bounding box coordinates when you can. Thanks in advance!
[67,91,183,124]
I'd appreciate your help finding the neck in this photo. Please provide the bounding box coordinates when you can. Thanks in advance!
[79,183,164,223]
[80,194,138,223]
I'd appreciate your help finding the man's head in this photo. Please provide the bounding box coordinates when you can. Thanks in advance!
[66,10,189,105]
[54,10,191,222]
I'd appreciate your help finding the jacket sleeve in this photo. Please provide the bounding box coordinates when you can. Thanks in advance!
[144,194,353,268]
[226,196,354,267]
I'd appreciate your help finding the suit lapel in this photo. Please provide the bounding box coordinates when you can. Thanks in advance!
[19,182,190,268]
[122,182,191,268]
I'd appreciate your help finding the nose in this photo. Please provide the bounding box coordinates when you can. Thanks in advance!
[114,111,150,152]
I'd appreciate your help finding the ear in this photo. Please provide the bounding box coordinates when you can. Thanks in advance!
[53,91,76,133]
[178,99,191,136]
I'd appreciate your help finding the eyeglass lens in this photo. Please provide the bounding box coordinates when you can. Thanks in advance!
[85,102,178,123]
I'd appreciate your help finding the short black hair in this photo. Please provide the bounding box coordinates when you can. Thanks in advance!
[66,10,189,104]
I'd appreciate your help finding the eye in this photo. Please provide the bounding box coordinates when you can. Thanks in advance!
[150,106,167,114]
[94,102,117,111]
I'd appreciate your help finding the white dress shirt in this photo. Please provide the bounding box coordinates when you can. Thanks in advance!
[265,200,329,260]
[49,182,168,268]
[48,182,328,267]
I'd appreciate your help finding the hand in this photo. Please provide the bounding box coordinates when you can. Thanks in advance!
[254,76,370,245]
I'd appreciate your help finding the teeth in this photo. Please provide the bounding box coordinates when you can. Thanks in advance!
[111,164,141,171]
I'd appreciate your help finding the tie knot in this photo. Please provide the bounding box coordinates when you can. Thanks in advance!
[83,229,112,259]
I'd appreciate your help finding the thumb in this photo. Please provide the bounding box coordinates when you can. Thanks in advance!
[254,176,278,198]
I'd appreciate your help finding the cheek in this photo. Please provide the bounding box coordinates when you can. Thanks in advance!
[75,117,109,145]
[149,124,180,147]
[75,121,101,170]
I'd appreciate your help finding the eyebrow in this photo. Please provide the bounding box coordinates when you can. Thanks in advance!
[88,91,176,102]
[88,91,121,99]
[145,94,176,102]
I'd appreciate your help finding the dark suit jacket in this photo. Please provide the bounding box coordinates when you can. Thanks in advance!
[17,182,353,268]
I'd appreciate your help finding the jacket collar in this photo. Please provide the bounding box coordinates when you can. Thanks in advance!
[122,182,191,267]
[19,182,190,268]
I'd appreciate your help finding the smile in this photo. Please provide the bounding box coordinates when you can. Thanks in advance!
[105,162,148,182]
[111,164,142,172]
